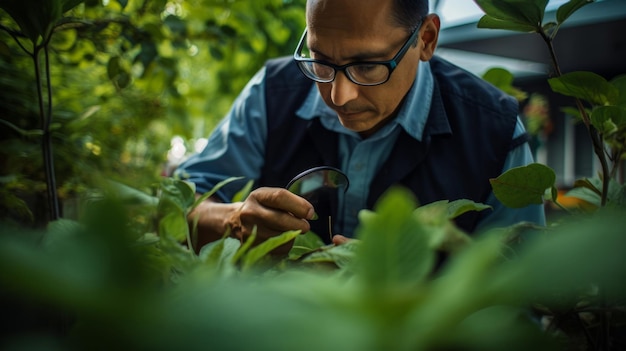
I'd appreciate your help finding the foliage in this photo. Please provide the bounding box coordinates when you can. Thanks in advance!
[475,0,626,208]
[476,0,626,348]
[0,0,306,224]
[2,180,625,350]
[1,1,625,350]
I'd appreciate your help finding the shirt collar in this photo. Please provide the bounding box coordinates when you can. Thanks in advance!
[296,61,435,141]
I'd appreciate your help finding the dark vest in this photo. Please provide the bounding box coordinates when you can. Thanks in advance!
[259,56,521,242]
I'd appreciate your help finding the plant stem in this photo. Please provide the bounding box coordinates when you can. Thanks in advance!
[33,41,60,221]
[540,28,610,206]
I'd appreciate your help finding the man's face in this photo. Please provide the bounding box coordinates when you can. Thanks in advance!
[305,0,431,137]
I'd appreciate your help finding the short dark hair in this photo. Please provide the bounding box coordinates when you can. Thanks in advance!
[391,0,428,32]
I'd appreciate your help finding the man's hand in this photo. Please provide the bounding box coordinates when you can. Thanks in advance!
[190,187,315,255]
[228,187,315,253]
[331,234,352,245]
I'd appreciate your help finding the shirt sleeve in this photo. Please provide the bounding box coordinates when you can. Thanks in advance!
[174,67,268,202]
[475,117,547,231]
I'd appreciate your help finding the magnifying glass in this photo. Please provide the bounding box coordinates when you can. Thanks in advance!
[286,166,349,197]
[285,166,349,242]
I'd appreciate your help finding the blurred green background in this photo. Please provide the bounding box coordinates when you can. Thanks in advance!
[0,0,306,225]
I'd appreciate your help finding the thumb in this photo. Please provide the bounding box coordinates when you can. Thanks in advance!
[332,234,350,245]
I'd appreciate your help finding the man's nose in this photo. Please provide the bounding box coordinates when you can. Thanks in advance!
[330,72,359,106]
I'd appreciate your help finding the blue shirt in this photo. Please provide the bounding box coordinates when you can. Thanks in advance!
[176,60,546,237]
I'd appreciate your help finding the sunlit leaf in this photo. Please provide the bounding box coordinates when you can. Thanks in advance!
[548,71,619,106]
[490,163,555,208]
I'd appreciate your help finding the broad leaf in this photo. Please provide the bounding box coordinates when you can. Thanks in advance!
[591,105,626,135]
[567,177,623,207]
[447,199,492,219]
[159,211,189,242]
[1,0,62,43]
[490,163,556,208]
[232,179,254,202]
[158,178,195,215]
[611,74,626,107]
[549,71,619,106]
[62,0,85,12]
[556,0,594,25]
[475,0,548,23]
[190,176,243,212]
[199,236,240,274]
[477,15,538,32]
[355,187,434,291]
[300,241,359,269]
[413,201,477,254]
[241,230,301,270]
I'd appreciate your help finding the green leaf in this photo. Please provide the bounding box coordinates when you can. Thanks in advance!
[300,241,359,269]
[62,0,85,12]
[355,187,434,291]
[548,71,619,106]
[159,211,189,242]
[413,201,476,254]
[199,236,240,272]
[490,163,556,208]
[104,180,158,207]
[1,0,63,43]
[446,199,492,219]
[289,231,325,258]
[610,74,626,107]
[591,106,626,135]
[0,119,44,137]
[158,178,196,215]
[566,177,622,207]
[115,0,128,9]
[556,0,594,25]
[482,67,514,87]
[241,230,301,270]
[232,179,254,203]
[475,0,548,31]
[495,209,626,300]
[477,15,538,32]
[191,177,243,212]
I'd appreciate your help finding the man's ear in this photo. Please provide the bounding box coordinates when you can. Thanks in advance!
[420,13,440,61]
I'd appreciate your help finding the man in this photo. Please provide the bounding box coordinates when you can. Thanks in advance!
[175,0,545,254]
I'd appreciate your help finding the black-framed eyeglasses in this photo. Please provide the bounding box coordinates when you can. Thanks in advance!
[293,20,423,86]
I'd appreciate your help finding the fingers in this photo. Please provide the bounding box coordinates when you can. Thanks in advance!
[251,187,316,220]
[332,234,351,245]
[231,187,314,242]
